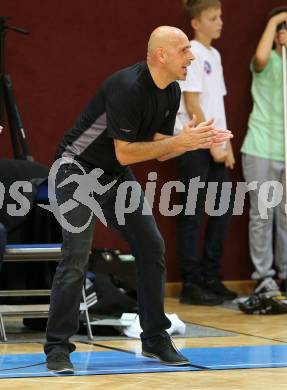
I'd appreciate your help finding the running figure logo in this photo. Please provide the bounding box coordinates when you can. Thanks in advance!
[39,159,116,233]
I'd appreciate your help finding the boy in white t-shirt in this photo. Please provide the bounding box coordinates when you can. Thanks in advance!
[175,0,236,305]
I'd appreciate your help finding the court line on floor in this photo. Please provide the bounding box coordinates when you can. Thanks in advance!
[0,362,46,372]
[184,320,287,345]
[80,341,210,370]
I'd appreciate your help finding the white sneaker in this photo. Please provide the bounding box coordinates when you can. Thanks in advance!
[254,278,281,298]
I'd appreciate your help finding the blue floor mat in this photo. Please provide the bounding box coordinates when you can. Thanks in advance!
[0,345,287,378]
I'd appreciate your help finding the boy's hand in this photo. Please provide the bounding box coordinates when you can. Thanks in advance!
[278,29,287,46]
[211,139,235,168]
[210,146,227,163]
[225,146,235,170]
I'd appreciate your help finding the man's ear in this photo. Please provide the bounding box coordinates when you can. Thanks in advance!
[156,47,166,64]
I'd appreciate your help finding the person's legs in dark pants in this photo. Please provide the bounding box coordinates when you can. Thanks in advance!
[45,164,99,372]
[176,150,223,305]
[46,164,189,371]
[201,159,237,300]
[103,168,189,365]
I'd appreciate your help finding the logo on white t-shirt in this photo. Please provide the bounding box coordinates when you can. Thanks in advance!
[204,60,212,75]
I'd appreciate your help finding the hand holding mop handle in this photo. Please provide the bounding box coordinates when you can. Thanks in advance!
[281,23,287,199]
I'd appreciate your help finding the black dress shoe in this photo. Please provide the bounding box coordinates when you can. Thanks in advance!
[142,333,190,366]
[46,351,74,373]
[180,283,223,306]
[205,278,238,300]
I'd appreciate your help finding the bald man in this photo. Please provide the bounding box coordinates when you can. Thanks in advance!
[45,26,232,373]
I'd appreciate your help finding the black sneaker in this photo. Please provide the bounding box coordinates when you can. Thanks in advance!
[238,293,287,314]
[279,279,287,294]
[205,279,238,301]
[142,333,190,366]
[180,283,223,306]
[46,351,74,373]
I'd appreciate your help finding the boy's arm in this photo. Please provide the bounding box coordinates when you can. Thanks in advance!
[183,91,205,123]
[184,91,227,162]
[255,11,287,72]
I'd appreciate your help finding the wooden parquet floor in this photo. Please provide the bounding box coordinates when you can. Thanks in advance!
[0,297,287,389]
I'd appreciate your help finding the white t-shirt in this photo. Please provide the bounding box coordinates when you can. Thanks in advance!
[174,40,227,134]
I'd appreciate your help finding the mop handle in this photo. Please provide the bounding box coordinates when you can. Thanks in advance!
[283,44,287,200]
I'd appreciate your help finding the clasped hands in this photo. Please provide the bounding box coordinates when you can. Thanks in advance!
[177,115,233,151]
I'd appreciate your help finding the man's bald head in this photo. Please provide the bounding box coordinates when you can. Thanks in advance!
[146,26,193,88]
[147,26,188,57]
